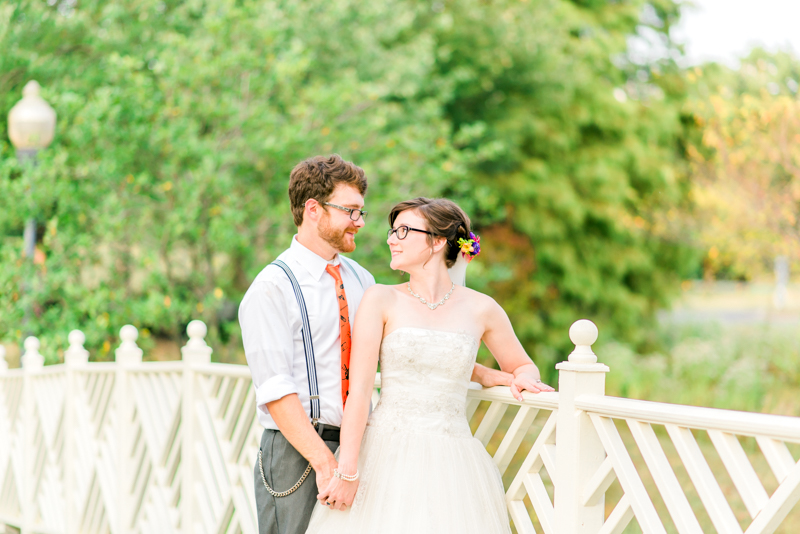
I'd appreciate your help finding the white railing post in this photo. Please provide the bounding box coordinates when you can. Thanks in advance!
[115,325,142,534]
[21,336,44,370]
[21,337,44,534]
[64,330,88,534]
[553,320,609,534]
[180,320,212,533]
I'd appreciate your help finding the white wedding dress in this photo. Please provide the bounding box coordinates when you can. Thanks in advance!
[305,327,511,533]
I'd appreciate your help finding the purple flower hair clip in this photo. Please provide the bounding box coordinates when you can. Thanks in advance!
[456,232,481,263]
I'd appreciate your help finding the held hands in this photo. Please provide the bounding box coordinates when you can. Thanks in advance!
[313,456,337,497]
[317,467,359,511]
[510,371,555,401]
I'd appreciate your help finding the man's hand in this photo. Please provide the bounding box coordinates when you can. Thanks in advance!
[317,476,359,511]
[266,394,338,494]
[471,363,514,388]
[312,456,338,495]
[510,371,554,401]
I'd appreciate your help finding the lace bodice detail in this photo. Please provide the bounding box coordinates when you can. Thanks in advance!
[367,327,479,438]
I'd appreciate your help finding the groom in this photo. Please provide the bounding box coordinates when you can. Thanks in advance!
[239,154,513,534]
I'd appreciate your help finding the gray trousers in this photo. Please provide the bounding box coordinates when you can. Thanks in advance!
[254,427,339,534]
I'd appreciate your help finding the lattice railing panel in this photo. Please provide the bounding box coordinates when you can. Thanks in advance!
[463,387,559,534]
[129,368,183,533]
[0,373,23,523]
[4,319,800,534]
[184,368,262,534]
[74,369,118,534]
[582,405,800,534]
[29,372,67,531]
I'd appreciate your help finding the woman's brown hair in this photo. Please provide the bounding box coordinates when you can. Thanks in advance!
[388,197,471,268]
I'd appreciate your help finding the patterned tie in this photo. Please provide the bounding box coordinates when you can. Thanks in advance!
[325,264,351,408]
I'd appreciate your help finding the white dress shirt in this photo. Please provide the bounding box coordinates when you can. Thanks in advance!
[239,236,375,430]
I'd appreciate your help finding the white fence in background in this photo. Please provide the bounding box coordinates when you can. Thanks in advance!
[1,319,799,534]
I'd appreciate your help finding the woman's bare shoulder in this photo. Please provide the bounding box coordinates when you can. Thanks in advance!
[458,286,500,311]
[362,283,402,305]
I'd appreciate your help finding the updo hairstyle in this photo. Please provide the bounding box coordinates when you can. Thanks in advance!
[388,197,471,268]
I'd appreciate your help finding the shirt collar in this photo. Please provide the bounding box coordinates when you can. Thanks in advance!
[289,235,340,281]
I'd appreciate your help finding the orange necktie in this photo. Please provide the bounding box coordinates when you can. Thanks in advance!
[325,264,351,408]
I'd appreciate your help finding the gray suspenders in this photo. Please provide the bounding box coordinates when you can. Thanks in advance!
[270,259,321,425]
[257,259,320,498]
[257,257,362,497]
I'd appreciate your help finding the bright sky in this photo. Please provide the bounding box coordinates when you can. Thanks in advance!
[672,0,800,66]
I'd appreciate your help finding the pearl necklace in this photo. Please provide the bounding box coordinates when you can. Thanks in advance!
[407,282,455,311]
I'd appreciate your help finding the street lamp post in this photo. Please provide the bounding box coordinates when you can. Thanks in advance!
[7,80,57,336]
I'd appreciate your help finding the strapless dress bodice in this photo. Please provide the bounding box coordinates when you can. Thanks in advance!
[366,327,479,438]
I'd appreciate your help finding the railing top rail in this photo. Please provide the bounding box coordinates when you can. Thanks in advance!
[576,394,800,442]
[469,385,559,410]
[27,365,66,377]
[127,361,185,373]
[192,362,254,379]
[72,362,118,373]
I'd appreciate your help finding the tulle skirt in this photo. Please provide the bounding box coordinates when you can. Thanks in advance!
[304,426,511,533]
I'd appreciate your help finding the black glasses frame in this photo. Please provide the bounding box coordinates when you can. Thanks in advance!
[323,202,368,221]
[387,225,433,240]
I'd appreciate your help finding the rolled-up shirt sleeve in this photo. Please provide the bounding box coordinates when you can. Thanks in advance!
[239,279,297,415]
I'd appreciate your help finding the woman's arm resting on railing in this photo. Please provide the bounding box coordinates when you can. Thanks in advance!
[480,297,555,401]
[317,285,387,511]
[471,363,514,387]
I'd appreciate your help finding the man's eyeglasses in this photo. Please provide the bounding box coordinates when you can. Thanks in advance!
[387,225,433,240]
[323,202,368,221]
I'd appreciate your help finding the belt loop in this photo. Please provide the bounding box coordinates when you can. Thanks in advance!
[316,422,325,437]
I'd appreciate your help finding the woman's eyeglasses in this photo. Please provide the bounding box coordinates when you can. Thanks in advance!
[387,225,433,240]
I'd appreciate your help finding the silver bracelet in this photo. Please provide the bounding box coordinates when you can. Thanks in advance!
[334,468,359,482]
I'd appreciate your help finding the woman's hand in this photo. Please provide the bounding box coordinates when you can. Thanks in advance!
[317,475,359,511]
[509,371,554,401]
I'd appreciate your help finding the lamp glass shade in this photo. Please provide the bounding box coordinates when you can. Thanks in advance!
[8,81,57,150]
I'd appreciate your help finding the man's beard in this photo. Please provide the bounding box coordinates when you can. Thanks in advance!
[318,215,356,253]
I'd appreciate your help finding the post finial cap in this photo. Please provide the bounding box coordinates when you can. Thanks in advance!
[567,319,599,364]
[66,329,89,366]
[22,336,44,369]
[187,319,207,341]
[182,319,212,363]
[115,325,143,364]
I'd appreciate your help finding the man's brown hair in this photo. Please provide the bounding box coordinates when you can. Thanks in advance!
[288,154,367,226]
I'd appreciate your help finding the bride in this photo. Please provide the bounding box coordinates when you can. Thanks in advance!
[305,197,554,533]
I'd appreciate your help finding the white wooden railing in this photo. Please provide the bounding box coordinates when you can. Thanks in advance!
[1,319,799,534]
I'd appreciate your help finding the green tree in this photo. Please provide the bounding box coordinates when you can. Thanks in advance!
[685,50,800,279]
[1,0,458,360]
[430,0,697,368]
[1,0,694,373]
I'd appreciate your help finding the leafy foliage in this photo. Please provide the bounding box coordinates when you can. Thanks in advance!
[685,50,800,279]
[432,0,697,369]
[0,0,693,372]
